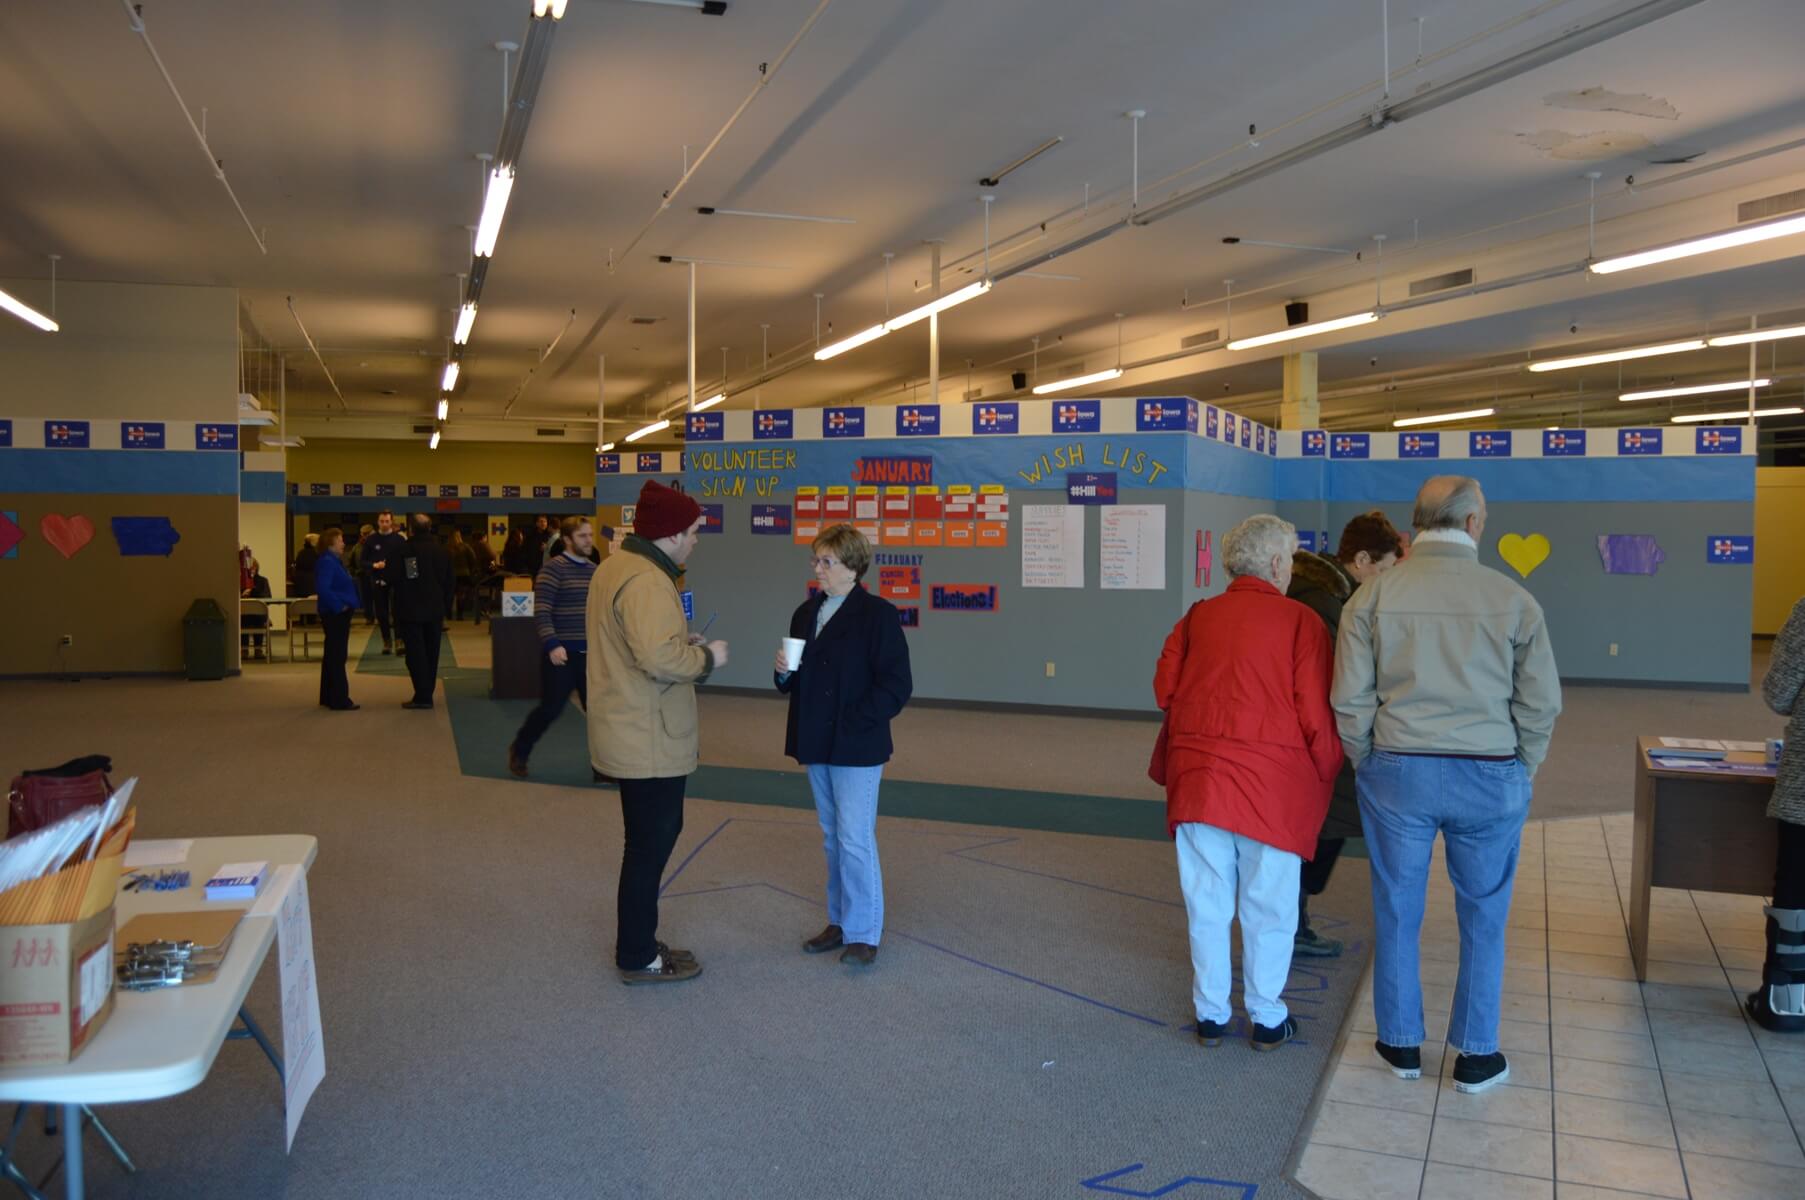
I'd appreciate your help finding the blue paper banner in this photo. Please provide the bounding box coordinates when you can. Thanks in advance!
[111,516,181,557]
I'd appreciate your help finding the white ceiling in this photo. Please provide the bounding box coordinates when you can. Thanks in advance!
[4,0,1805,441]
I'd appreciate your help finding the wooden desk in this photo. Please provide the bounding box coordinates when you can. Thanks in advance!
[1630,736,1777,981]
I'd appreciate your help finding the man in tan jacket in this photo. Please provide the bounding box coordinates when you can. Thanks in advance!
[588,480,729,984]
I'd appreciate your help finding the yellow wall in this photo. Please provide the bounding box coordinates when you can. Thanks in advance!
[1756,467,1805,635]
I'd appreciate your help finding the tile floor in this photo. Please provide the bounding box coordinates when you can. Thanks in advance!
[1295,814,1805,1200]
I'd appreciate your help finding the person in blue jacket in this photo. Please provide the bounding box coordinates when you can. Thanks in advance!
[314,528,363,711]
[773,524,913,967]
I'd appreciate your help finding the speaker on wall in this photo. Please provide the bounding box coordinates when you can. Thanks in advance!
[1285,301,1309,327]
[1011,370,1028,391]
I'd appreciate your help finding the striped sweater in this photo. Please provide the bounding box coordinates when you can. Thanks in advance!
[535,553,597,653]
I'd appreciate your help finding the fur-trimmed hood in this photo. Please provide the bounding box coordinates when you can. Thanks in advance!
[1291,550,1353,601]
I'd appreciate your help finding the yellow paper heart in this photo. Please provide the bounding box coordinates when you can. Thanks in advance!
[1497,533,1551,578]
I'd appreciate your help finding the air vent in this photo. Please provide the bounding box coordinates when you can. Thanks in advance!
[1739,188,1805,223]
[629,316,662,326]
[963,388,983,401]
[1409,268,1475,297]
[411,424,433,435]
[1180,328,1221,350]
[535,427,565,438]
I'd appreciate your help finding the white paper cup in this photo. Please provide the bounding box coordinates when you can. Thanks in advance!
[781,637,805,672]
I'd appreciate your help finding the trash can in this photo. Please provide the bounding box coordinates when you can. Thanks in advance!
[182,599,228,681]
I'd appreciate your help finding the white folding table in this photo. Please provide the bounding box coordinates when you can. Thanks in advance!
[0,835,318,1199]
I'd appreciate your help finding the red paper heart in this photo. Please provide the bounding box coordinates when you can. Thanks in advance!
[40,514,95,559]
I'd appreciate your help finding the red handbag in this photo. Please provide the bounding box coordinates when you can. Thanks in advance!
[7,755,114,837]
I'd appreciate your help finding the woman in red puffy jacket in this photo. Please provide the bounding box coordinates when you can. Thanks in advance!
[1152,514,1343,1052]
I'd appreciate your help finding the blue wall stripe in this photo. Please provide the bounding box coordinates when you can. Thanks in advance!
[240,470,286,503]
[0,449,237,495]
[1274,455,1753,504]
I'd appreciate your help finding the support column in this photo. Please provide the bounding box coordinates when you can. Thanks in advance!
[1280,351,1319,430]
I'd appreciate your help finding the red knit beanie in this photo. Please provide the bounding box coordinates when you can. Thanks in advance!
[633,480,703,541]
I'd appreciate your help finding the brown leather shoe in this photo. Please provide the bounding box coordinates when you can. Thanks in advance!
[617,955,702,985]
[840,943,877,967]
[803,924,844,954]
[507,744,528,778]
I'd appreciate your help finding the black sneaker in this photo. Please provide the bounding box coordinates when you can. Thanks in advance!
[1196,1019,1228,1048]
[1374,1041,1422,1079]
[1251,1016,1297,1051]
[1453,1052,1510,1094]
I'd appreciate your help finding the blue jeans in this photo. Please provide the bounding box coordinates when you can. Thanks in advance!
[1358,752,1532,1056]
[806,764,885,945]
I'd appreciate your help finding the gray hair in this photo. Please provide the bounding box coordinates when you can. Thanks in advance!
[1222,514,1298,583]
[1413,476,1485,531]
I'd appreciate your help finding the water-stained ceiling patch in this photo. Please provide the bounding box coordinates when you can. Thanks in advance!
[1518,129,1652,160]
[1545,87,1680,120]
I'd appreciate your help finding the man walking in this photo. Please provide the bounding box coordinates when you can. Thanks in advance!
[508,517,599,779]
[395,513,454,710]
[1333,476,1561,1094]
[588,480,728,985]
[362,511,407,653]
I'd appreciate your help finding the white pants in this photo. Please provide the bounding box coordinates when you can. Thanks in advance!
[1175,823,1302,1028]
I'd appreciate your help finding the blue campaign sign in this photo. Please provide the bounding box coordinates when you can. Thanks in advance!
[750,504,792,535]
[1066,472,1118,505]
[563,486,583,499]
[345,483,365,497]
[896,405,940,437]
[698,503,724,534]
[823,407,865,438]
[1619,428,1662,456]
[308,483,330,496]
[468,485,487,498]
[121,422,165,449]
[408,484,427,497]
[1303,430,1326,457]
[0,420,11,447]
[1204,406,1220,439]
[1329,433,1370,459]
[195,423,238,450]
[1707,536,1754,564]
[685,412,724,441]
[1222,413,1237,444]
[45,420,90,448]
[596,453,621,474]
[532,485,552,499]
[1054,400,1101,434]
[376,483,397,497]
[1470,431,1512,458]
[1298,530,1317,552]
[680,589,695,621]
[501,485,520,498]
[439,484,459,497]
[972,403,1019,435]
[637,452,662,472]
[1543,429,1586,456]
[1696,426,1743,455]
[1399,432,1440,459]
[1256,425,1267,453]
[1239,420,1252,448]
[753,409,794,440]
[1136,398,1189,431]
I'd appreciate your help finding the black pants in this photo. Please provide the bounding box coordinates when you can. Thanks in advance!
[400,620,441,704]
[372,582,396,644]
[319,610,353,708]
[616,776,687,969]
[512,650,586,761]
[1297,837,1346,933]
[358,575,374,622]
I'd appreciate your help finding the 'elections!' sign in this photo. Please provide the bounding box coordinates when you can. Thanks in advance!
[930,583,999,611]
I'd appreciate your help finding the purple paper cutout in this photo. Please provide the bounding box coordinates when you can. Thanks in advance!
[1597,534,1664,576]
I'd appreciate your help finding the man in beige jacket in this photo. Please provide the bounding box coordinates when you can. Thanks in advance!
[588,480,729,984]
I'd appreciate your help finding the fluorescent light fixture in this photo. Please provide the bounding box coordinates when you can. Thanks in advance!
[1392,407,1496,428]
[884,279,991,331]
[533,0,569,19]
[1709,323,1805,348]
[625,418,670,443]
[597,441,616,453]
[1526,339,1705,372]
[1032,367,1123,396]
[441,361,460,391]
[1226,310,1378,351]
[473,167,515,257]
[1591,213,1805,275]
[814,324,888,361]
[1671,406,1802,423]
[453,303,477,344]
[428,429,442,449]
[1619,378,1770,403]
[692,393,725,412]
[0,286,58,332]
[437,397,449,420]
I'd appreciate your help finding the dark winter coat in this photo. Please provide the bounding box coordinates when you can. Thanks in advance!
[775,585,913,767]
[1287,551,1363,841]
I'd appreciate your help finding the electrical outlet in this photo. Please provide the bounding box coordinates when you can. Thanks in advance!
[1045,661,1056,678]
[60,634,72,647]
[1609,643,1619,657]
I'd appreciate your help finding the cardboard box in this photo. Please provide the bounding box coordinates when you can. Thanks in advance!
[0,904,116,1066]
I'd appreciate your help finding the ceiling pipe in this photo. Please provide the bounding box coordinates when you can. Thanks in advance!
[286,297,348,412]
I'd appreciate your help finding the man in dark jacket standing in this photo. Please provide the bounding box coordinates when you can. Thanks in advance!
[361,511,408,654]
[1286,511,1404,956]
[396,513,454,709]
